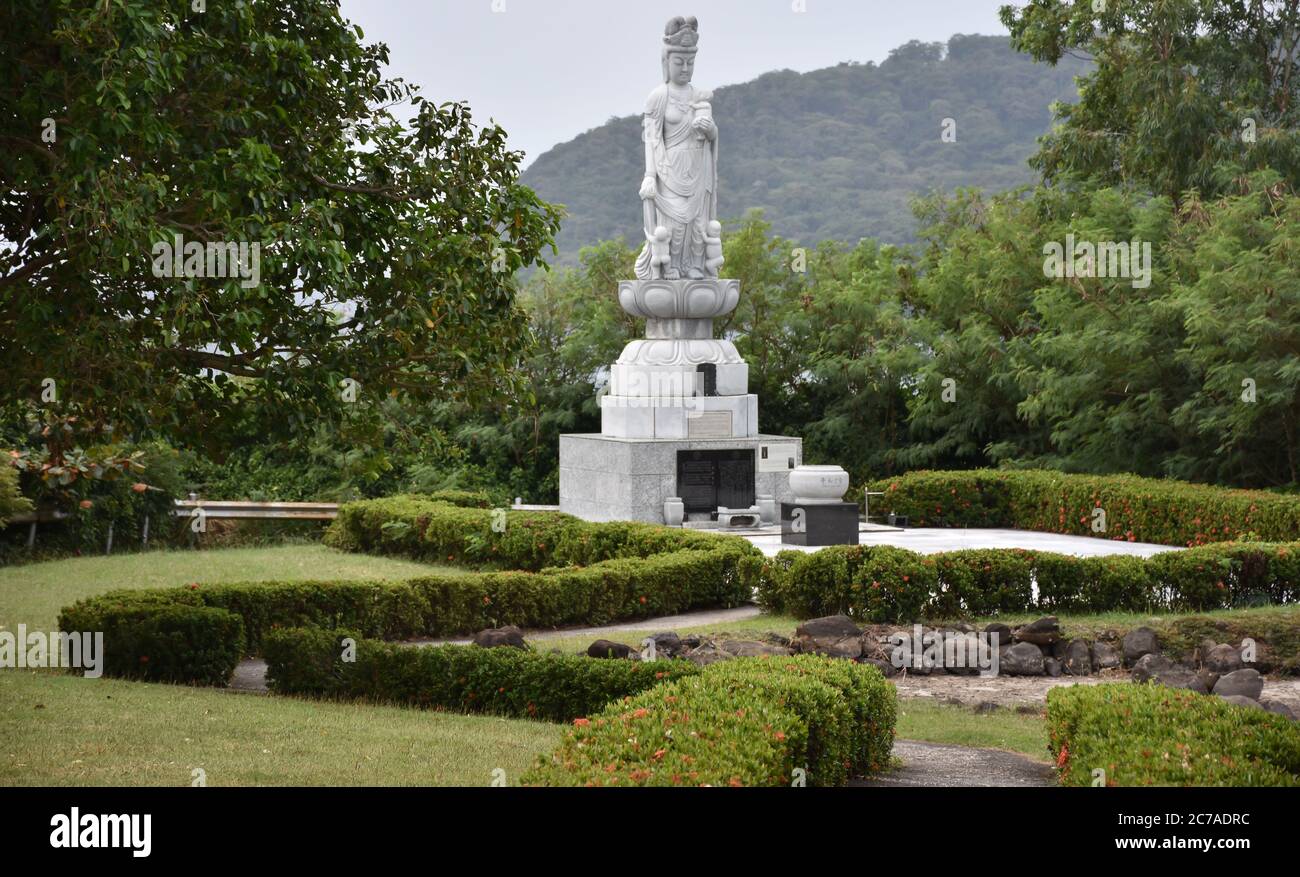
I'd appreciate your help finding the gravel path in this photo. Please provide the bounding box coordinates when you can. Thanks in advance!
[852,740,1056,787]
[410,605,764,647]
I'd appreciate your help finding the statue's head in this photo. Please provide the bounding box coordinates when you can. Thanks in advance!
[661,16,699,85]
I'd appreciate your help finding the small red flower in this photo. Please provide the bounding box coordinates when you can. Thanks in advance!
[573,718,590,727]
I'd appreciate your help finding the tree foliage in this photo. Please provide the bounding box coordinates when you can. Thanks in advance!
[1002,0,1300,200]
[0,0,560,449]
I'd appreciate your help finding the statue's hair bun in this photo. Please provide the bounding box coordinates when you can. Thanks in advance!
[663,15,700,48]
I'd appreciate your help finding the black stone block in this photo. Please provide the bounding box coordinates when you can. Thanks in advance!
[781,502,859,547]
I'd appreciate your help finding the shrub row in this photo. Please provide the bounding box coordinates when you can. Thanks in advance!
[263,627,699,722]
[63,538,756,655]
[756,542,1300,621]
[866,470,1300,547]
[1046,684,1300,786]
[59,501,761,683]
[323,495,743,571]
[420,489,493,509]
[55,601,246,686]
[523,655,897,787]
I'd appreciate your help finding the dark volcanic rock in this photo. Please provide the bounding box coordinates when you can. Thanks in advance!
[720,640,792,658]
[1219,695,1263,711]
[1122,627,1160,665]
[794,615,864,659]
[1013,616,1061,647]
[1132,654,1207,693]
[1212,669,1264,700]
[1063,639,1093,676]
[472,626,528,650]
[983,623,1013,648]
[1261,700,1297,720]
[1091,641,1122,670]
[1203,643,1245,675]
[999,642,1046,676]
[645,632,683,658]
[587,639,634,660]
[861,657,898,678]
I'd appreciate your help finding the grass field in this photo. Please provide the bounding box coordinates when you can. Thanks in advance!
[970,604,1300,639]
[0,671,560,786]
[0,543,1084,785]
[0,544,453,630]
[894,701,1049,760]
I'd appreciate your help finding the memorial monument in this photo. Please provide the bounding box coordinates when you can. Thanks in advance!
[558,16,820,527]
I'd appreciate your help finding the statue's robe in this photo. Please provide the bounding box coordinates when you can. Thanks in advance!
[634,84,719,280]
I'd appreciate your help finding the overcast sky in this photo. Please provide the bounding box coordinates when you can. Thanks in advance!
[338,0,1016,165]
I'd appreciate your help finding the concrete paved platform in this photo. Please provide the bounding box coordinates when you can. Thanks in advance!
[742,527,1180,559]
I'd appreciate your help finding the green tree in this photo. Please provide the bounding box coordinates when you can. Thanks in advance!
[1169,172,1300,485]
[0,0,560,449]
[1002,0,1300,201]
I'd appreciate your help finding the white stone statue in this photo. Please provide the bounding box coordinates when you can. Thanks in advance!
[634,15,720,281]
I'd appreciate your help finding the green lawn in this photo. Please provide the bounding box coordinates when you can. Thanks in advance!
[0,543,1065,785]
[0,671,560,786]
[0,544,452,630]
[970,603,1300,638]
[894,701,1050,761]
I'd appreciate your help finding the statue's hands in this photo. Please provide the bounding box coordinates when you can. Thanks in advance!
[639,175,657,200]
[691,117,716,140]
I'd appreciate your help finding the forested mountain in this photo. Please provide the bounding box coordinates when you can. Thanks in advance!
[522,34,1089,257]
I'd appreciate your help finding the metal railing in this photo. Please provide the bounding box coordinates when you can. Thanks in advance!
[9,499,339,553]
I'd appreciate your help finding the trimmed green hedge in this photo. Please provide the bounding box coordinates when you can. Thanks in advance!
[0,463,33,529]
[263,627,699,722]
[323,494,745,571]
[420,489,493,508]
[1047,684,1300,786]
[54,600,245,686]
[867,470,1300,547]
[59,500,761,683]
[64,540,757,656]
[523,655,896,787]
[756,542,1300,621]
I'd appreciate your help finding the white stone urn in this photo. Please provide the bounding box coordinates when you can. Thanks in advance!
[756,494,777,525]
[789,465,850,505]
[663,497,685,527]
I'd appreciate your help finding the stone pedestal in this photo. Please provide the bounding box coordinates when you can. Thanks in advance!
[780,501,860,547]
[559,434,803,524]
[601,278,757,440]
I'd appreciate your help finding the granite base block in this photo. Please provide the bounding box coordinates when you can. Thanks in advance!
[780,501,860,547]
[559,433,803,524]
